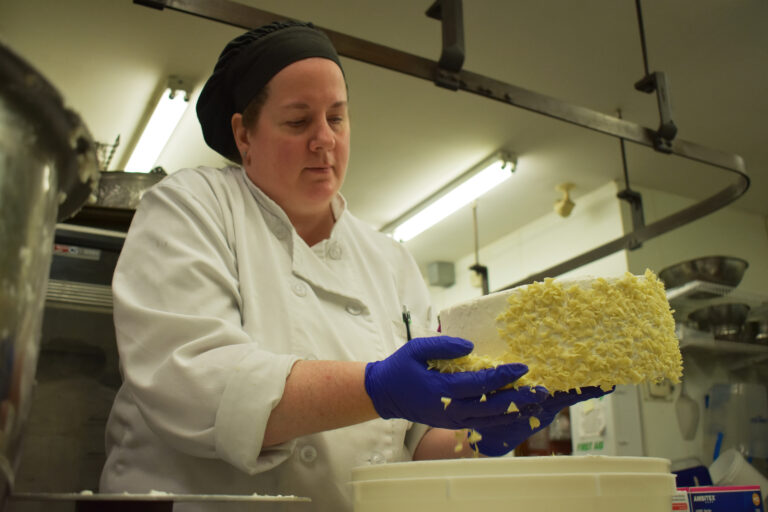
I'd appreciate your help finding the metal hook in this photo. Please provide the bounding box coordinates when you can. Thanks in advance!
[426,0,465,91]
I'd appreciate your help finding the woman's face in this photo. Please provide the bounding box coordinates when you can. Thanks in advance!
[237,57,349,220]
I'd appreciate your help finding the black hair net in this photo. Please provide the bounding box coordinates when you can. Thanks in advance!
[196,21,343,161]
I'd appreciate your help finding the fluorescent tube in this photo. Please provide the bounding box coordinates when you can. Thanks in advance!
[124,87,188,173]
[388,153,515,242]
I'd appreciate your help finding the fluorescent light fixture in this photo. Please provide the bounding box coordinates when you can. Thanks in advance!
[124,77,190,173]
[382,151,516,242]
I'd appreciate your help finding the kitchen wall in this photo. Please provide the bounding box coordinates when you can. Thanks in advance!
[425,180,630,318]
[424,181,768,313]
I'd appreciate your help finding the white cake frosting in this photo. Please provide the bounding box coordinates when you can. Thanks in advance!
[433,270,682,392]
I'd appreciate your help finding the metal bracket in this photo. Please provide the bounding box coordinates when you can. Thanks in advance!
[426,0,465,91]
[133,0,168,10]
[635,71,677,153]
[469,263,490,296]
[616,188,645,250]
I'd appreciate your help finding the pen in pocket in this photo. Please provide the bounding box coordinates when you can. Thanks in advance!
[401,305,412,341]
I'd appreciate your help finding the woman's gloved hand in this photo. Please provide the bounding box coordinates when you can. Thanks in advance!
[471,386,614,456]
[364,336,547,430]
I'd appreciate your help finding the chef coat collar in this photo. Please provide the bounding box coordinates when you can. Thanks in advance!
[330,193,346,224]
[238,166,347,241]
[238,167,366,302]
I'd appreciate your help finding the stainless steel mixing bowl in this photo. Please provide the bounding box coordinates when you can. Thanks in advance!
[0,41,98,503]
[658,256,749,299]
[688,303,751,341]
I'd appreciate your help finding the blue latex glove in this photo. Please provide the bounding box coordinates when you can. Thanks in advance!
[364,336,547,430]
[472,386,614,456]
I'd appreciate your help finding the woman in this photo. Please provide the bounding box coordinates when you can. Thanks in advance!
[100,21,605,511]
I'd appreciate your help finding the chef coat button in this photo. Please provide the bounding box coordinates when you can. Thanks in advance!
[369,452,385,465]
[328,242,342,260]
[345,303,362,316]
[299,445,318,463]
[292,282,308,297]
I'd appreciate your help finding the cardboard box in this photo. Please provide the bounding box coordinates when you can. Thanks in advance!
[672,490,691,511]
[679,486,764,512]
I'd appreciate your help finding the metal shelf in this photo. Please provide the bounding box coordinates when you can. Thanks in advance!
[676,325,768,370]
[667,281,768,322]
[679,335,768,356]
[10,492,310,511]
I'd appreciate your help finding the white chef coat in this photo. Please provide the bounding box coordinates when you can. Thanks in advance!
[100,165,434,511]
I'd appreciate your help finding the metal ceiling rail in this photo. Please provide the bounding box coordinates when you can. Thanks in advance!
[135,0,750,290]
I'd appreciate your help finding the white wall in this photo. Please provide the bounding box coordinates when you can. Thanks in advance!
[426,180,629,317]
[425,181,768,309]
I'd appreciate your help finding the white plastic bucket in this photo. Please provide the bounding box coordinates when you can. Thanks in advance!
[351,455,676,512]
[709,449,768,501]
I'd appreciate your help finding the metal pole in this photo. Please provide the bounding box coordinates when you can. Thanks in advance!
[134,0,751,288]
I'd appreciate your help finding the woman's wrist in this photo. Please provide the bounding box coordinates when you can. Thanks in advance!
[263,360,378,446]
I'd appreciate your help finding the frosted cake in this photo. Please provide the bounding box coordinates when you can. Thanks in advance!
[433,269,683,391]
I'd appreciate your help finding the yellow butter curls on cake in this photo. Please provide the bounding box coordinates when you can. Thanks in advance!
[431,269,682,392]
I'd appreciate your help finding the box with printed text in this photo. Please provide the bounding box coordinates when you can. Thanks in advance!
[679,486,764,512]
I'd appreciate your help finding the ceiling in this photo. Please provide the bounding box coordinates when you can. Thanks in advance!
[2,0,766,273]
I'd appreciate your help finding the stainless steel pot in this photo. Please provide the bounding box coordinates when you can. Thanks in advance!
[0,41,98,504]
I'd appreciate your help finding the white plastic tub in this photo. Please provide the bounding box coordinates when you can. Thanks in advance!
[351,455,676,512]
[709,448,768,502]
